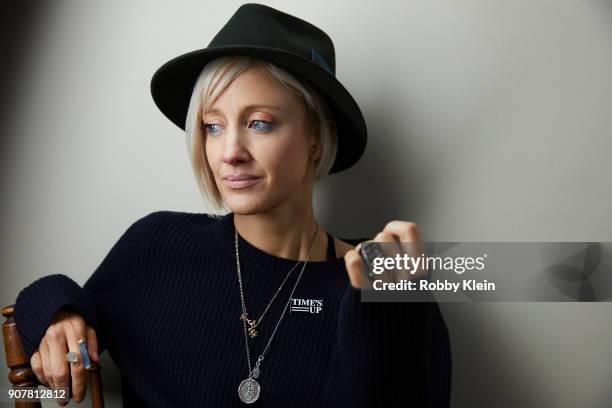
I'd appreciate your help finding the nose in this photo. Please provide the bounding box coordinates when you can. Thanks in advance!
[222,125,251,166]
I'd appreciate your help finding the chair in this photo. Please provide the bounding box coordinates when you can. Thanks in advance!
[2,304,105,408]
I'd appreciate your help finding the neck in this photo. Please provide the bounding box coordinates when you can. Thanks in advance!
[233,205,329,262]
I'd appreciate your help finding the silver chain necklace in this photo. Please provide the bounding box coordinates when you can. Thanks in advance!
[235,223,319,404]
[239,253,303,338]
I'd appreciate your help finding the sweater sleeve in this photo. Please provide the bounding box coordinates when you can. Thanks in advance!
[13,214,149,363]
[326,284,451,407]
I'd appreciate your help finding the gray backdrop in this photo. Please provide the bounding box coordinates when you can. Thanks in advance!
[1,1,611,407]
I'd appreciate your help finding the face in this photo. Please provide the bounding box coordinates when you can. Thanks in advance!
[203,65,320,214]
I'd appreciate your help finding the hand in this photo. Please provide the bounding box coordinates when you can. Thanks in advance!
[30,305,100,406]
[344,220,425,288]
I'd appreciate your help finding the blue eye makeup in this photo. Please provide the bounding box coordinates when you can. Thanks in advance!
[202,120,275,136]
[203,123,221,135]
[248,120,274,132]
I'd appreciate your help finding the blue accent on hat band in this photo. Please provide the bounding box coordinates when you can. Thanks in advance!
[311,49,334,76]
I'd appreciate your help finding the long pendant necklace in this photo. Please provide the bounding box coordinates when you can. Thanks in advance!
[239,254,303,338]
[235,223,319,404]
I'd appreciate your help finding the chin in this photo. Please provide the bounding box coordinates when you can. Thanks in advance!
[224,196,267,215]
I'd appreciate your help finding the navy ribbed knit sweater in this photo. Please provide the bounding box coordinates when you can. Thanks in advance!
[14,211,451,407]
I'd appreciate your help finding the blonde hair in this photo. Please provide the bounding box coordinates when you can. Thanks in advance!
[184,55,338,214]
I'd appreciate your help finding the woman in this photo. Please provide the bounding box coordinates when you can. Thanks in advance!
[14,3,451,407]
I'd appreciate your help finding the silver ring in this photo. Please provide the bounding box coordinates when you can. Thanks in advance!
[65,351,80,364]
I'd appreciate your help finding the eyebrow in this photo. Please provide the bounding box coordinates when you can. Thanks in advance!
[203,104,283,115]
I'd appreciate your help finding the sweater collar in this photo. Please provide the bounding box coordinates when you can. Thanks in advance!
[204,212,347,279]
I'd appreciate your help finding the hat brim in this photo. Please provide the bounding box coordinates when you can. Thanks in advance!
[150,45,367,174]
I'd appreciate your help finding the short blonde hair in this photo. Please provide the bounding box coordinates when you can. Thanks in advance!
[184,55,338,214]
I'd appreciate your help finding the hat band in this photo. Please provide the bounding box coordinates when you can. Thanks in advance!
[310,49,335,77]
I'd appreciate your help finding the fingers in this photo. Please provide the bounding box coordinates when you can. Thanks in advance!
[382,220,424,261]
[39,339,53,388]
[45,326,69,395]
[66,323,89,403]
[347,221,425,288]
[31,350,48,387]
[376,221,426,281]
[373,231,396,243]
[36,309,95,407]
[344,247,363,289]
[86,325,99,364]
[382,220,422,243]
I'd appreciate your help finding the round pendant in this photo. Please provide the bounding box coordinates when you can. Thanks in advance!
[238,378,260,404]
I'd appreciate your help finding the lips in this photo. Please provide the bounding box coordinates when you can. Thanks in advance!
[223,175,259,181]
[222,174,261,189]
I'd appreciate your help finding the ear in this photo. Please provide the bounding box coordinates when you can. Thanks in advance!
[309,124,323,162]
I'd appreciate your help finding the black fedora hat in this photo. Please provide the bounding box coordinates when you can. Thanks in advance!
[150,3,367,174]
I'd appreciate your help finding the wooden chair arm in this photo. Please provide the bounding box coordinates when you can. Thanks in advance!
[2,304,105,408]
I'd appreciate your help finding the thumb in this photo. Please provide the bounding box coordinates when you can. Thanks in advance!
[344,248,363,289]
[86,325,99,364]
